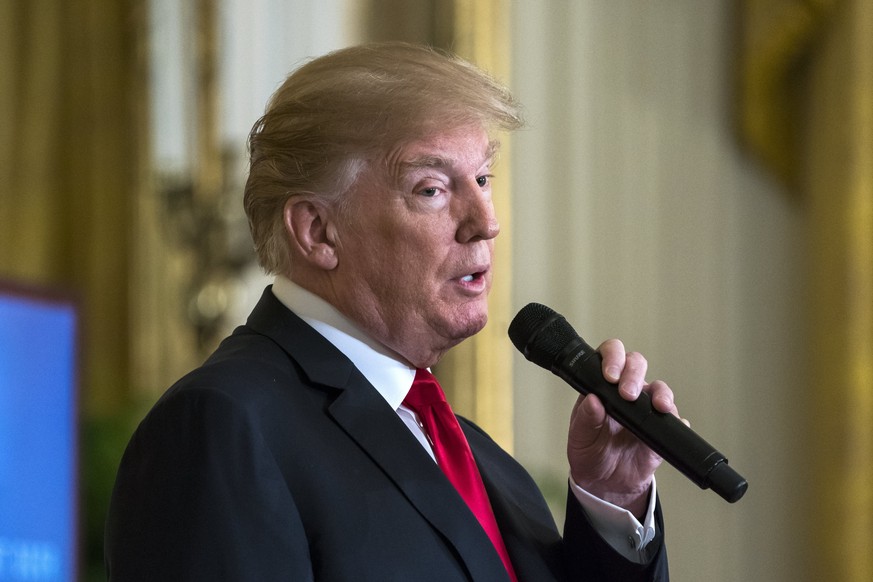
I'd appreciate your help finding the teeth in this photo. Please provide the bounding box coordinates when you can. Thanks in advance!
[461,275,474,282]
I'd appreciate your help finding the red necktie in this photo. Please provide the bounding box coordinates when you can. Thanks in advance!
[403,369,518,582]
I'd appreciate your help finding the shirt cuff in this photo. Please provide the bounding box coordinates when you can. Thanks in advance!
[569,475,657,564]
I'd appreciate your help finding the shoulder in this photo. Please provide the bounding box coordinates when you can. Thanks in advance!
[133,323,344,455]
[159,323,317,407]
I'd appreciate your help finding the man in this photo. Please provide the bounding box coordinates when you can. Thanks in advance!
[106,42,676,581]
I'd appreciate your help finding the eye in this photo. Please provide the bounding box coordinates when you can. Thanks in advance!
[476,175,493,188]
[420,186,440,198]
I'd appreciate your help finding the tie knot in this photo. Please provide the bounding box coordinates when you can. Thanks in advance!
[403,369,447,411]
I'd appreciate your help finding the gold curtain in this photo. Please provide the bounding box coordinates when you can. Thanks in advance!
[738,1,873,580]
[0,1,147,417]
[364,0,515,451]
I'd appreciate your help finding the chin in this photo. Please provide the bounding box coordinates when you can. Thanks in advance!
[413,310,489,369]
[447,308,489,341]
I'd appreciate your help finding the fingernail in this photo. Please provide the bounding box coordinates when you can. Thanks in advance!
[619,381,638,399]
[606,366,621,381]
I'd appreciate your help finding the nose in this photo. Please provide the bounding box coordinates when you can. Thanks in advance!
[455,182,500,243]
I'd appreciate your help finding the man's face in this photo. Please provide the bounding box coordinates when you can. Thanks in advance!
[330,126,499,368]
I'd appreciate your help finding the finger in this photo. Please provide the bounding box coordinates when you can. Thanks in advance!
[597,339,626,382]
[618,351,648,400]
[647,379,678,416]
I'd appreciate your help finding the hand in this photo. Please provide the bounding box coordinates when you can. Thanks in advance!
[567,339,681,518]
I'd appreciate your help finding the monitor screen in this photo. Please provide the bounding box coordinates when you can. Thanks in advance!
[0,283,79,581]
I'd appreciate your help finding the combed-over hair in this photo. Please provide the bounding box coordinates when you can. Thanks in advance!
[243,42,524,275]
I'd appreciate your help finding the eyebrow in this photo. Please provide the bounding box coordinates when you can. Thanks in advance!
[401,155,452,170]
[399,139,500,173]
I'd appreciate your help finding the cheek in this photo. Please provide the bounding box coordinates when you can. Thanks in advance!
[343,216,454,294]
[379,230,445,272]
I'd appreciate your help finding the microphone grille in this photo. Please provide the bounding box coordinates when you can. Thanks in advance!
[508,303,579,369]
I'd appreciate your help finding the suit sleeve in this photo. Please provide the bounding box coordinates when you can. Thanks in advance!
[562,487,669,582]
[104,387,313,581]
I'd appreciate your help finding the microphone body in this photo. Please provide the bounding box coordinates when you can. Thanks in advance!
[509,303,748,503]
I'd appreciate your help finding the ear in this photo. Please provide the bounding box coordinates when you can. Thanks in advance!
[283,198,339,271]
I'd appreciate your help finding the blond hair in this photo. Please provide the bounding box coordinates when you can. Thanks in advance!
[244,42,524,275]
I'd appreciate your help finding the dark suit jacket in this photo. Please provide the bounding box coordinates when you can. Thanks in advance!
[105,287,668,581]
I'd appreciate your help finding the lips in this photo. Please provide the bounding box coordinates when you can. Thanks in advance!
[454,266,490,294]
[456,263,489,281]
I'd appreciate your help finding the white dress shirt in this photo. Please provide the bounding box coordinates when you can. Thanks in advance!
[271,275,656,563]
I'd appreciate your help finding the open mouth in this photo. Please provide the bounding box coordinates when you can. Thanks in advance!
[459,271,486,283]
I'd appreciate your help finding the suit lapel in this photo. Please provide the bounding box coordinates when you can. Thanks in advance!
[461,420,566,582]
[327,387,509,581]
[244,287,510,582]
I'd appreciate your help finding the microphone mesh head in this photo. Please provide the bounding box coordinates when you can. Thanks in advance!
[508,303,579,369]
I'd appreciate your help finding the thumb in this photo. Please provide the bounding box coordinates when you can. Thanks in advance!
[569,394,607,448]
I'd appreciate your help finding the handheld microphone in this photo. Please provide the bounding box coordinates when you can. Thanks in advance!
[508,302,748,503]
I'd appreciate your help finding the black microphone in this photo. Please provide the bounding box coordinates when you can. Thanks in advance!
[508,302,748,503]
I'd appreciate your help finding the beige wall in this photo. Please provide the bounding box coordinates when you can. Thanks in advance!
[509,2,806,581]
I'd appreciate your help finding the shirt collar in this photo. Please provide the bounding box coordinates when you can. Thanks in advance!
[271,275,415,410]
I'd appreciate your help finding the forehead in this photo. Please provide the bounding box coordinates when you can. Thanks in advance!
[383,127,498,180]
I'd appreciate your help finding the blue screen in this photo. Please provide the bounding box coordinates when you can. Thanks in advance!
[0,290,78,581]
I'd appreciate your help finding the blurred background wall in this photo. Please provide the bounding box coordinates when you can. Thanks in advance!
[1,1,871,581]
[510,3,803,581]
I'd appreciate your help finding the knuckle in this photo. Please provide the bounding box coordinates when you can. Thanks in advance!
[601,338,624,354]
[651,379,669,391]
[627,351,647,368]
